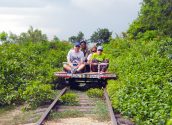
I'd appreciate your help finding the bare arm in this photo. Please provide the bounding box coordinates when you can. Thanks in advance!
[67,50,73,67]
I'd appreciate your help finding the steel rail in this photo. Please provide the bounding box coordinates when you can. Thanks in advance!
[104,88,118,125]
[36,87,68,125]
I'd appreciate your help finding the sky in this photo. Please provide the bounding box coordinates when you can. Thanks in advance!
[0,0,142,40]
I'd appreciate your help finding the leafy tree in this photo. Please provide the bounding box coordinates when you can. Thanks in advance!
[128,0,172,39]
[0,32,8,43]
[18,26,48,43]
[0,32,19,44]
[8,32,18,43]
[68,31,84,43]
[90,28,112,44]
[77,32,84,41]
[52,35,60,42]
[68,36,77,43]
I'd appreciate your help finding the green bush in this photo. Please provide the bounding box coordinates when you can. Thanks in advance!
[0,41,71,106]
[86,88,103,98]
[22,81,55,108]
[60,92,79,105]
[0,85,20,105]
[166,119,172,125]
[136,30,159,40]
[105,38,172,124]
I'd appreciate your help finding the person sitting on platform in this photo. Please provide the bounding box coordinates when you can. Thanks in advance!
[80,40,90,62]
[87,46,97,63]
[63,42,85,74]
[90,46,109,72]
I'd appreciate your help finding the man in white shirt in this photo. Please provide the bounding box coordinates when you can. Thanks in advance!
[63,42,85,73]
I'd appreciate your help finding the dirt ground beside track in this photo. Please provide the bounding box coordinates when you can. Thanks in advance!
[45,117,111,125]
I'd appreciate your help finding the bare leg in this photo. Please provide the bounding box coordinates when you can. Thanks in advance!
[63,64,72,72]
[77,64,85,72]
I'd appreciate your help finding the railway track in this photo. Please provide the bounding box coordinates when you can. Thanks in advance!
[36,87,68,125]
[34,87,132,125]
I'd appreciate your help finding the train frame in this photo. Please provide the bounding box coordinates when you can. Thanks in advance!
[54,62,117,86]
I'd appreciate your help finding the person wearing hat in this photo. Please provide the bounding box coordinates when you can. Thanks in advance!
[90,46,109,72]
[63,42,85,73]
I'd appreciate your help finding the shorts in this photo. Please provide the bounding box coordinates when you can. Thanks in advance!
[73,63,78,67]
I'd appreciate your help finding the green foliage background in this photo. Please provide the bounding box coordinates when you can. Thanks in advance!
[128,0,172,39]
[0,41,71,107]
[90,28,112,44]
[105,37,172,124]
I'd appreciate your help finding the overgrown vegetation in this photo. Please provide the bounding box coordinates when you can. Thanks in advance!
[60,92,79,106]
[127,0,172,39]
[103,1,172,124]
[0,40,71,107]
[0,0,172,124]
[105,38,172,124]
[86,88,103,98]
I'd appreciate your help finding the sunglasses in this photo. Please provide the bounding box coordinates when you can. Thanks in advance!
[98,49,103,51]
[75,45,80,47]
[92,51,96,52]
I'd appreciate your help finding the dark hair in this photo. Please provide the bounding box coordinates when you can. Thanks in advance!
[80,40,87,44]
